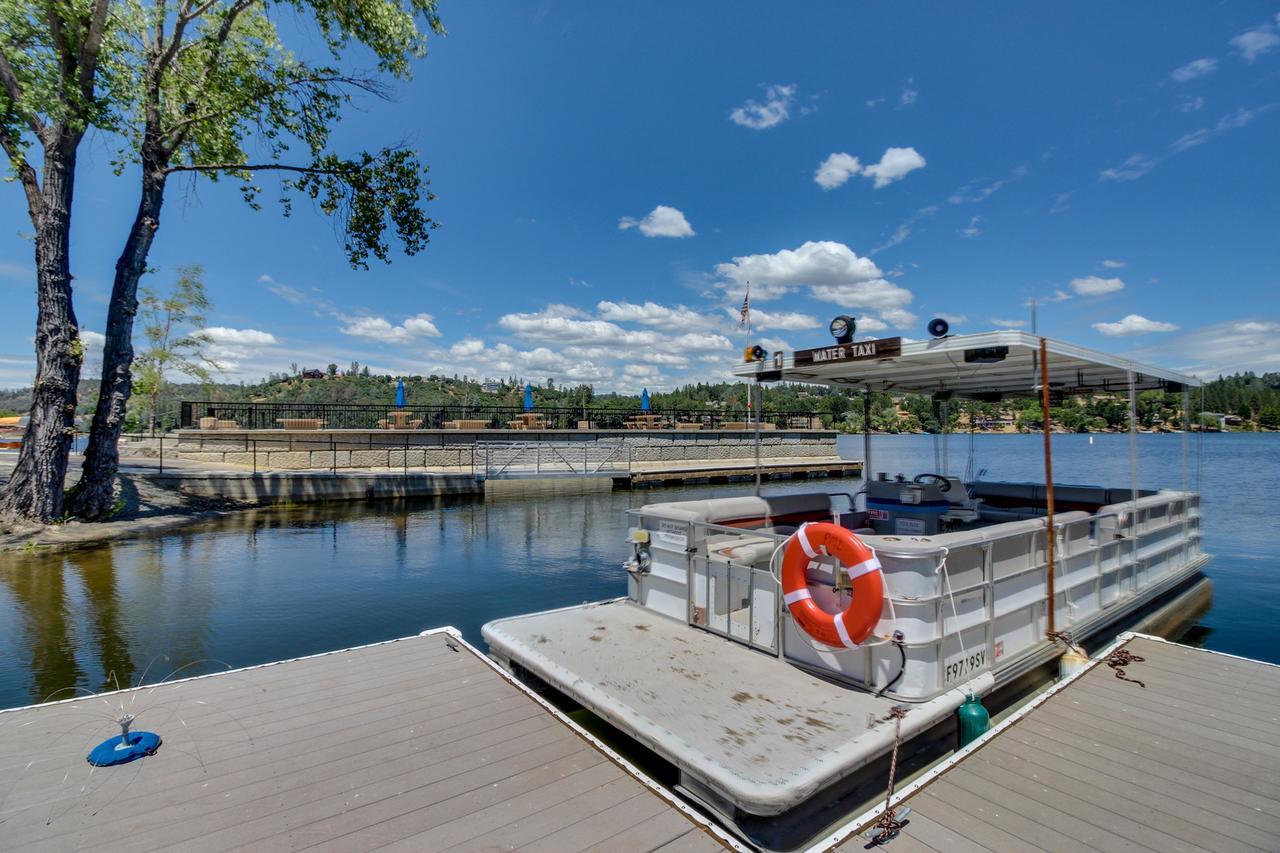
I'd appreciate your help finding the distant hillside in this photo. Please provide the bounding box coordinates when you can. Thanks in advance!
[3,369,1278,432]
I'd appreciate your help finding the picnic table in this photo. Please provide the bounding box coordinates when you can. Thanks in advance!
[198,417,241,430]
[625,414,665,430]
[276,418,325,430]
[379,410,423,429]
[506,413,548,430]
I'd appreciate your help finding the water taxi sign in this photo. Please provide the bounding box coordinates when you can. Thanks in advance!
[793,336,902,366]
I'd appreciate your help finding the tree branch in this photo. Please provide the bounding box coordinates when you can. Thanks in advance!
[162,0,258,157]
[161,73,385,145]
[0,52,45,136]
[77,0,112,99]
[164,162,338,175]
[41,0,75,93]
[0,123,42,217]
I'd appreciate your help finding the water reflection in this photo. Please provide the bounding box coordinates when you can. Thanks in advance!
[0,553,84,703]
[66,550,134,693]
[0,433,1275,709]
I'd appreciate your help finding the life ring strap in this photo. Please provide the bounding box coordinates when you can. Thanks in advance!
[783,588,812,605]
[781,522,885,649]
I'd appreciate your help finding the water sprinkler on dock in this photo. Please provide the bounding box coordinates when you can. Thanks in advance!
[86,713,162,767]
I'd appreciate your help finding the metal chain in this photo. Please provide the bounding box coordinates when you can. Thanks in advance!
[1105,648,1146,688]
[872,706,909,844]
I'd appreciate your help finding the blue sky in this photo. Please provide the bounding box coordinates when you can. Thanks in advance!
[3,2,1279,391]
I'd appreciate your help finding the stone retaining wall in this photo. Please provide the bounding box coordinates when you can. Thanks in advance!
[175,429,839,471]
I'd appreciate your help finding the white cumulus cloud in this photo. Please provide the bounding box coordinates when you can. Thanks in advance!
[596,301,710,331]
[815,148,927,190]
[618,205,695,238]
[1100,259,1126,269]
[729,84,797,129]
[499,309,658,347]
[450,338,485,357]
[714,240,884,300]
[340,313,441,343]
[1171,57,1217,82]
[402,315,442,337]
[730,307,821,331]
[79,330,106,349]
[861,147,927,188]
[1070,275,1125,296]
[814,153,863,190]
[1092,314,1180,336]
[200,327,279,346]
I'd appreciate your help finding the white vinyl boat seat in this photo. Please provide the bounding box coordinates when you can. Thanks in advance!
[705,534,779,567]
[642,492,835,531]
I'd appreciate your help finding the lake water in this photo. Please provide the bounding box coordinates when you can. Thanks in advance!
[1,433,1275,710]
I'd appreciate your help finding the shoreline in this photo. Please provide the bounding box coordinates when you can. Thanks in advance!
[0,470,255,554]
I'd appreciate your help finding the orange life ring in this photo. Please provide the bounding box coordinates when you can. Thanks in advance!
[781,522,884,648]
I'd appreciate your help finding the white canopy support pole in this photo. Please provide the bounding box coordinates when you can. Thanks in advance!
[1128,370,1140,574]
[863,390,873,484]
[942,399,950,476]
[1182,388,1191,555]
[1039,337,1057,638]
[753,381,762,497]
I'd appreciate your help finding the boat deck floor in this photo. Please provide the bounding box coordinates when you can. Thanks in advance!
[483,600,975,819]
[836,635,1280,852]
[0,629,726,852]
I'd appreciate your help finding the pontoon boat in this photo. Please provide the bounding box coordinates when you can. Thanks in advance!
[483,329,1211,850]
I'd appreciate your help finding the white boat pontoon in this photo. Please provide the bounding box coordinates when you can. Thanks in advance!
[484,328,1211,851]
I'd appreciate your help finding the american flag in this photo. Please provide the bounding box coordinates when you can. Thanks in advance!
[738,285,750,330]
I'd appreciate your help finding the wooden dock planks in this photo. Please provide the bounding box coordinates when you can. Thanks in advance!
[840,636,1280,853]
[0,631,726,852]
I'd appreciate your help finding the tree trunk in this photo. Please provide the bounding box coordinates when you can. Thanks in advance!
[68,167,167,520]
[0,137,83,524]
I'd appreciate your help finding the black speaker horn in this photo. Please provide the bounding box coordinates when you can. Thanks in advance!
[927,318,950,338]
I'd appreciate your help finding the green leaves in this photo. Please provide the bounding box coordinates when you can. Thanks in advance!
[291,147,436,268]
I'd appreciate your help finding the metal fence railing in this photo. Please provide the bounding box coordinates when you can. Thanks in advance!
[479,441,631,479]
[178,401,828,431]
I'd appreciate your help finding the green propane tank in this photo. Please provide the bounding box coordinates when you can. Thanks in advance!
[957,692,990,749]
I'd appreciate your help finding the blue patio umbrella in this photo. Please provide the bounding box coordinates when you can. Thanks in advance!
[395,377,406,407]
[524,383,534,411]
[641,388,650,412]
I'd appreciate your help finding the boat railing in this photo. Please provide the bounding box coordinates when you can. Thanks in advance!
[689,555,780,655]
[629,489,1202,699]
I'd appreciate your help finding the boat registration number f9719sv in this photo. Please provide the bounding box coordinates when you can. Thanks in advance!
[944,649,986,685]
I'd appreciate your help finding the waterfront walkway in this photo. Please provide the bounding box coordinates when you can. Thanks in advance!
[833,634,1280,852]
[0,629,731,852]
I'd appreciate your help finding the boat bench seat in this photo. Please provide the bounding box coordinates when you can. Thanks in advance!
[971,480,1155,514]
[706,534,779,567]
[642,493,835,532]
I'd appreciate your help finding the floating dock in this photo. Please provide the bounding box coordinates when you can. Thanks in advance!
[622,458,862,487]
[0,629,732,852]
[827,633,1280,851]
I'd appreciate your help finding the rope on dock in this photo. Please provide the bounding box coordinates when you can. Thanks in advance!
[1047,630,1086,657]
[1105,648,1146,688]
[871,706,909,845]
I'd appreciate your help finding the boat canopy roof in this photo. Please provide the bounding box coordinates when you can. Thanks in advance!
[731,330,1199,398]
